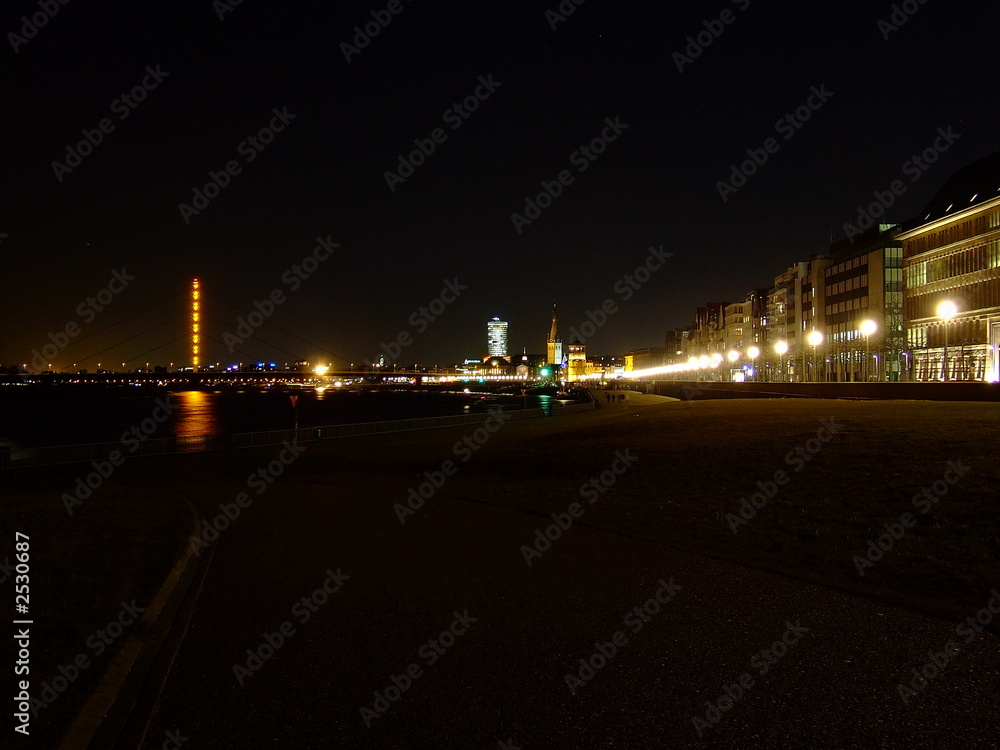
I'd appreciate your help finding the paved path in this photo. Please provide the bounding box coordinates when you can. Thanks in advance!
[136,424,1000,749]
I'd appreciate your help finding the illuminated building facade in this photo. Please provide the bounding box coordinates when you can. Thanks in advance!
[822,225,904,381]
[725,289,769,352]
[900,152,1000,382]
[691,302,729,357]
[766,264,811,379]
[487,317,508,358]
[624,348,666,373]
[566,339,587,382]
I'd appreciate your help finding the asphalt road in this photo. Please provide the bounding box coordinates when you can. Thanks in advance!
[135,417,1000,750]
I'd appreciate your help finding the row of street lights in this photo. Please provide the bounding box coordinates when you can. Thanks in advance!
[720,321,878,383]
[719,300,959,383]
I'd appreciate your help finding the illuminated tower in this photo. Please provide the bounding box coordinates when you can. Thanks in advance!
[567,338,587,382]
[191,278,201,371]
[546,302,562,366]
[487,317,508,358]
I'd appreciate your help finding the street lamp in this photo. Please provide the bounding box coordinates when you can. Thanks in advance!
[727,350,740,382]
[859,320,877,381]
[747,346,760,382]
[807,330,824,382]
[774,341,789,382]
[936,301,957,381]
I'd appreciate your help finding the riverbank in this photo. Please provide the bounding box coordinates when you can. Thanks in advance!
[5,397,1000,745]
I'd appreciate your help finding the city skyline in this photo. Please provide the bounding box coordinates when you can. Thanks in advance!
[5,2,1000,368]
[10,145,997,377]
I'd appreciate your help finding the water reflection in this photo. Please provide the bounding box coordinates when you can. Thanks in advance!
[171,390,222,438]
[538,394,553,416]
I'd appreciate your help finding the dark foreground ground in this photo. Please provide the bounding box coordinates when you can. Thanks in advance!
[3,398,999,749]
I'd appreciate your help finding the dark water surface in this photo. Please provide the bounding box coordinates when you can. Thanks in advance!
[0,387,544,448]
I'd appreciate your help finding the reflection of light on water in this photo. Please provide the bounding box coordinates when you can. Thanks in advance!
[172,390,221,437]
[538,394,553,416]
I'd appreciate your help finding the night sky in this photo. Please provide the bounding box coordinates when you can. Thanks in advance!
[4,0,1000,370]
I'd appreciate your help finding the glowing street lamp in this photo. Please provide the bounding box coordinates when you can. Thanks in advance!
[936,301,957,381]
[774,341,788,382]
[747,345,760,382]
[858,319,877,382]
[807,330,824,382]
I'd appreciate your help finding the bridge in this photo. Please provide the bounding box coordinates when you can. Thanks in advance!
[15,279,475,381]
[3,369,552,389]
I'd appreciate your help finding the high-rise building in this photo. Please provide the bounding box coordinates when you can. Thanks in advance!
[487,317,508,358]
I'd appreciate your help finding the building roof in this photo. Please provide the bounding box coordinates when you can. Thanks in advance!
[914,150,1000,227]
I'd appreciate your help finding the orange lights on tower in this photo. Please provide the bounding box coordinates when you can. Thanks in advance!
[192,278,201,371]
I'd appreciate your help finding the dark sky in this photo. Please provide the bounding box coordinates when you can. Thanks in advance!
[3,0,999,370]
